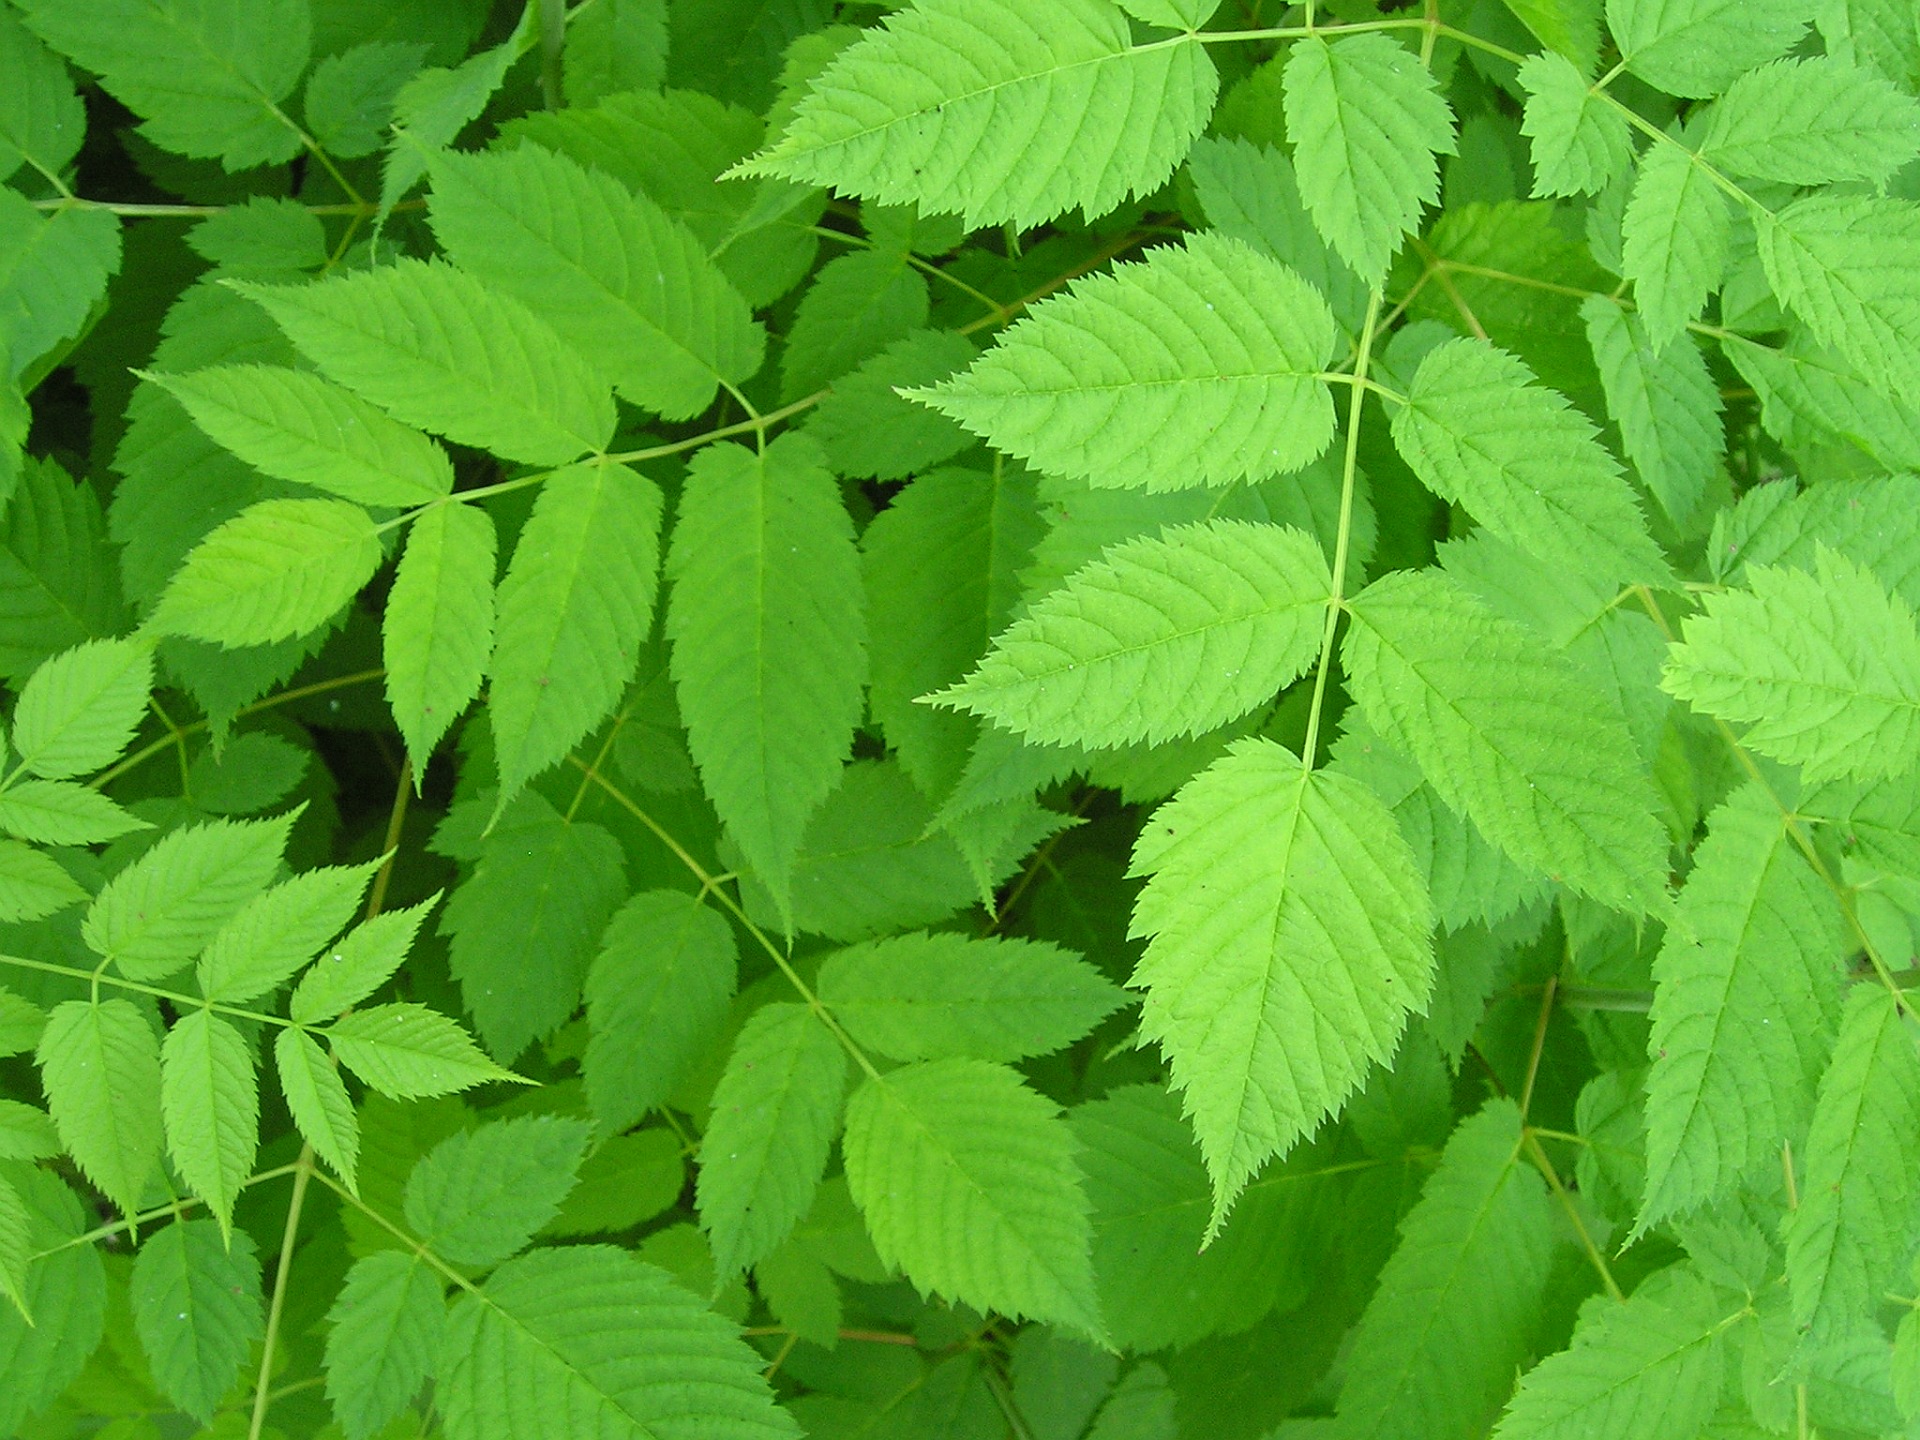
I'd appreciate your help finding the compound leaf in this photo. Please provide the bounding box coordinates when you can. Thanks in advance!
[197,858,383,1004]
[1698,57,1920,186]
[289,896,438,1024]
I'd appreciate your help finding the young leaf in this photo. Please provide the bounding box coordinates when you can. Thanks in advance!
[697,1003,848,1279]
[1620,139,1729,349]
[426,139,764,419]
[1581,297,1722,524]
[1697,57,1920,186]
[36,998,162,1217]
[383,500,495,780]
[738,0,1218,229]
[912,234,1335,492]
[325,1251,446,1440]
[233,259,616,466]
[1391,338,1669,587]
[404,1116,593,1269]
[147,365,455,507]
[844,1057,1105,1340]
[583,890,738,1137]
[1344,568,1670,914]
[289,895,438,1023]
[159,1010,258,1238]
[1518,52,1631,198]
[129,1220,264,1423]
[489,460,662,810]
[147,497,383,648]
[1281,33,1456,283]
[666,435,866,912]
[196,858,383,1004]
[1128,739,1434,1228]
[1606,0,1808,96]
[274,1027,361,1191]
[0,987,45,1058]
[10,636,153,779]
[818,932,1123,1063]
[1663,548,1920,784]
[0,778,149,846]
[326,1003,517,1099]
[0,1099,57,1160]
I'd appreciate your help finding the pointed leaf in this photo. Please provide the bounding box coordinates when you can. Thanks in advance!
[327,1002,518,1099]
[1582,296,1721,524]
[1519,51,1631,198]
[1698,57,1920,186]
[0,7,84,183]
[0,778,148,845]
[159,1010,258,1236]
[129,1220,264,1423]
[0,838,82,921]
[325,1251,445,1440]
[197,859,383,1004]
[384,500,495,778]
[290,895,438,1024]
[275,1026,361,1191]
[1620,140,1729,349]
[11,636,152,779]
[405,1116,592,1269]
[36,998,162,1216]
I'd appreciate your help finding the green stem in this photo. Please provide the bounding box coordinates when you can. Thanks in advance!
[247,1150,314,1440]
[0,953,296,1028]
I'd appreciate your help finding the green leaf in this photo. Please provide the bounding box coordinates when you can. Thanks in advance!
[489,460,662,810]
[1491,1268,1732,1439]
[819,932,1123,1063]
[0,169,120,381]
[781,241,928,402]
[1639,784,1848,1230]
[738,0,1218,229]
[1118,0,1220,25]
[845,1056,1104,1339]
[1606,0,1809,96]
[563,0,667,103]
[304,41,427,161]
[426,139,764,419]
[666,434,866,912]
[148,364,455,507]
[83,809,297,982]
[327,1002,517,1099]
[0,1168,105,1428]
[36,998,162,1215]
[233,259,616,467]
[381,21,533,211]
[0,778,148,845]
[274,1026,360,1191]
[0,7,84,184]
[0,456,124,680]
[159,1010,258,1238]
[0,987,44,1057]
[148,497,382,648]
[1335,1101,1558,1440]
[583,889,738,1137]
[1582,296,1722,525]
[1722,336,1920,477]
[1344,568,1670,914]
[437,1245,800,1440]
[325,1251,445,1440]
[697,1002,848,1279]
[289,895,437,1023]
[11,636,153,780]
[1620,139,1730,349]
[0,838,83,921]
[549,1129,685,1238]
[0,1098,57,1161]
[16,0,308,167]
[1391,338,1668,587]
[1698,57,1920,186]
[808,329,977,480]
[1518,52,1632,199]
[196,858,383,1004]
[1280,33,1456,283]
[1128,738,1433,1228]
[129,1220,264,1423]
[0,1168,27,1320]
[912,234,1337,492]
[384,500,495,780]
[1784,986,1920,1345]
[1664,547,1920,784]
[405,1116,592,1269]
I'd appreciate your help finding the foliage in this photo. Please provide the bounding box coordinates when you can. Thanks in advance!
[0,0,1917,1437]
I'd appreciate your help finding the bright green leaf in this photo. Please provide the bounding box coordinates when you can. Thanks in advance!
[36,998,162,1216]
[327,1002,518,1099]
[275,1026,361,1191]
[384,500,495,780]
[325,1251,445,1440]
[159,1010,258,1237]
[11,637,153,780]
[196,858,383,1005]
[405,1116,592,1269]
[128,1220,264,1423]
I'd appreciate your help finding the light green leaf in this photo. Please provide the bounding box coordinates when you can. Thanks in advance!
[548,1129,685,1238]
[304,41,427,160]
[1784,985,1920,1345]
[1128,739,1433,1229]
[1664,547,1920,784]
[185,195,327,275]
[1722,336,1920,477]
[197,859,383,1004]
[563,0,667,103]
[583,890,738,1137]
[820,932,1123,1063]
[325,1251,445,1440]
[36,998,162,1216]
[326,1002,518,1099]
[384,500,495,780]
[0,455,124,680]
[1281,33,1456,284]
[405,1116,592,1269]
[845,1057,1103,1339]
[808,329,977,480]
[697,1002,848,1279]
[1606,0,1808,95]
[1344,568,1670,914]
[0,778,148,845]
[1582,296,1721,524]
[781,241,927,402]
[148,364,455,507]
[16,0,308,167]
[437,1245,800,1440]
[1499,0,1602,70]
[159,1010,258,1237]
[426,140,764,419]
[11,636,153,780]
[1639,784,1848,1230]
[1699,57,1920,186]
[1518,52,1632,198]
[0,8,85,184]
[666,435,866,913]
[0,838,83,921]
[129,1220,264,1423]
[1335,1101,1557,1440]
[83,810,296,982]
[0,190,119,382]
[233,259,616,466]
[148,497,382,648]
[289,895,437,1024]
[932,520,1329,748]
[1620,140,1730,349]
[0,1098,57,1161]
[490,460,662,811]
[911,234,1337,492]
[738,0,1218,229]
[0,1169,27,1320]
[1118,0,1219,25]
[275,1026,360,1191]
[381,18,533,211]
[1392,338,1668,586]
[0,987,45,1057]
